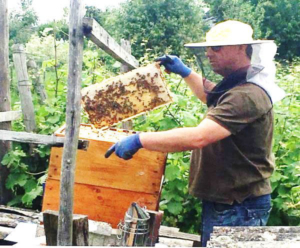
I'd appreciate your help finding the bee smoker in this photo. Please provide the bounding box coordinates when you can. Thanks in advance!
[118,202,150,246]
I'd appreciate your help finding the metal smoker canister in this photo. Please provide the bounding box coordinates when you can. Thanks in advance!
[118,202,150,246]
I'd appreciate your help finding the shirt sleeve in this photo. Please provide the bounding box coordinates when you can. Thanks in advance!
[206,85,272,135]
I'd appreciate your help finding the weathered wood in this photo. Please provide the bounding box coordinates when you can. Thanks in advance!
[146,210,164,246]
[12,44,36,132]
[0,0,12,205]
[0,111,21,122]
[159,225,200,242]
[44,210,89,246]
[27,59,47,103]
[0,130,89,149]
[83,18,139,70]
[42,179,159,228]
[0,226,13,240]
[57,0,84,245]
[159,237,194,247]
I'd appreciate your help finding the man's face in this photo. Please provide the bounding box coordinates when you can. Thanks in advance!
[206,45,247,77]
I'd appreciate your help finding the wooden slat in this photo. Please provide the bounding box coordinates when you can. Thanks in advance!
[0,111,21,122]
[0,130,89,150]
[57,0,84,245]
[0,0,12,205]
[83,18,139,70]
[48,140,167,194]
[42,179,158,228]
[159,226,200,242]
[12,44,36,132]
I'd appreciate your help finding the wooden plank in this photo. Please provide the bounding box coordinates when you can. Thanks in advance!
[0,0,13,205]
[159,225,200,242]
[83,18,139,70]
[48,140,166,194]
[158,237,194,247]
[0,226,13,240]
[57,0,84,245]
[44,210,88,246]
[12,44,36,132]
[0,130,89,150]
[42,179,159,228]
[0,111,21,122]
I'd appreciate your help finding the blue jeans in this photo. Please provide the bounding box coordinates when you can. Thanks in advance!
[200,194,272,247]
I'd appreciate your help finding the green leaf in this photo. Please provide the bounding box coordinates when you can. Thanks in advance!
[182,112,198,127]
[6,173,28,189]
[24,179,38,193]
[165,164,181,181]
[22,186,43,205]
[159,117,178,130]
[167,201,183,215]
[7,196,22,207]
[47,115,60,124]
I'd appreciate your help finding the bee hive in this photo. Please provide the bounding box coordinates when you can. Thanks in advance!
[42,124,167,227]
[81,63,172,128]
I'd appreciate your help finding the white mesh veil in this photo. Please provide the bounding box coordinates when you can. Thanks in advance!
[247,42,286,103]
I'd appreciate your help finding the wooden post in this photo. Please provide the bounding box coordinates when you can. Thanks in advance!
[27,59,47,103]
[12,44,36,133]
[121,39,133,130]
[0,0,12,205]
[44,210,88,246]
[57,0,84,245]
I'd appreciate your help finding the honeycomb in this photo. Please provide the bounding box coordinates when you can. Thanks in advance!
[81,63,172,128]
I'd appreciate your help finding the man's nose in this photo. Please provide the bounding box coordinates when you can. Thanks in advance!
[205,47,212,58]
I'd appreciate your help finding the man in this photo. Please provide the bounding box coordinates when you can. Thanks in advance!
[106,20,284,246]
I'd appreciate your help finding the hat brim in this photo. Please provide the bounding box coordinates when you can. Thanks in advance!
[185,40,274,48]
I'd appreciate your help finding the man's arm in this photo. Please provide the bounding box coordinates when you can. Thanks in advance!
[139,118,231,152]
[184,72,216,104]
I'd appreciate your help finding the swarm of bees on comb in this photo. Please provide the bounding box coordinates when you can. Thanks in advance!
[81,63,173,129]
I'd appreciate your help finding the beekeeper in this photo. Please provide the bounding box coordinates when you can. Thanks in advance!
[106,20,285,246]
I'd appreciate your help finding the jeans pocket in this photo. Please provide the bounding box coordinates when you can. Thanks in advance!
[246,206,272,225]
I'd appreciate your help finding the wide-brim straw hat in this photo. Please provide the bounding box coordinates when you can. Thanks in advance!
[185,20,273,48]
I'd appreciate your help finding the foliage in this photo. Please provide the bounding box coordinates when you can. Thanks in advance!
[259,0,300,60]
[204,0,300,59]
[86,0,207,59]
[204,0,265,38]
[269,59,300,226]
[9,0,38,45]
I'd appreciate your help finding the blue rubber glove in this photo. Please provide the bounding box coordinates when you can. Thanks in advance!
[155,55,192,78]
[105,134,143,160]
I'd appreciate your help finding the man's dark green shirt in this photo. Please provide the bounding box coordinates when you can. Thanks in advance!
[189,83,275,204]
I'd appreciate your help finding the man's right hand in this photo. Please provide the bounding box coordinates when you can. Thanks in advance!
[155,55,192,78]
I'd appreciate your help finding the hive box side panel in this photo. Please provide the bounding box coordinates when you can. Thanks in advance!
[42,179,159,228]
[48,140,167,195]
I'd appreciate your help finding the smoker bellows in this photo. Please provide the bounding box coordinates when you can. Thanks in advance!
[81,63,172,128]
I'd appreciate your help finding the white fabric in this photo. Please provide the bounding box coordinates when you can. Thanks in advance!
[247,42,286,104]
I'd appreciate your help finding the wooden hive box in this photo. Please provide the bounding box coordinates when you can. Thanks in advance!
[42,124,167,228]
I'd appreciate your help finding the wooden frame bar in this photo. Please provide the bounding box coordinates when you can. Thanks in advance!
[57,0,85,245]
[0,130,89,150]
[83,18,139,70]
[0,111,21,123]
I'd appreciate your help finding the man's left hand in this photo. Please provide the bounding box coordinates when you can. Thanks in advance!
[105,134,143,160]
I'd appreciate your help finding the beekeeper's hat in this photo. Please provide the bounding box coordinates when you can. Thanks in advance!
[185,20,273,48]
